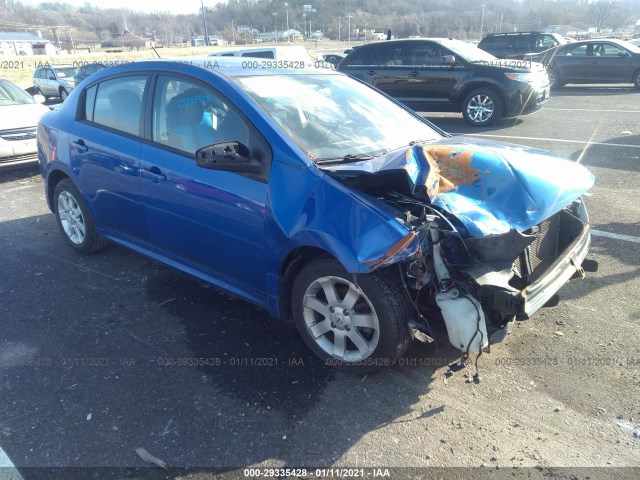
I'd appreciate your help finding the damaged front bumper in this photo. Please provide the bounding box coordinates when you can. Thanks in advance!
[521,216,590,318]
[403,198,594,354]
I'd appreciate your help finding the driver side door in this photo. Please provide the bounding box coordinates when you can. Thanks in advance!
[139,74,272,293]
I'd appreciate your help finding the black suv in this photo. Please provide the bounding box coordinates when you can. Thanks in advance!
[478,32,566,59]
[336,38,550,126]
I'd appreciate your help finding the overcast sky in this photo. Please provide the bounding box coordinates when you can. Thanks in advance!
[20,0,224,15]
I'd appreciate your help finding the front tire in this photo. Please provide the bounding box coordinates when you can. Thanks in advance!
[462,87,503,127]
[292,258,412,374]
[60,88,68,101]
[548,68,564,89]
[54,179,108,254]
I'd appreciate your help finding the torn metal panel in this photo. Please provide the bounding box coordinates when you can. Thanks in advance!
[319,136,595,238]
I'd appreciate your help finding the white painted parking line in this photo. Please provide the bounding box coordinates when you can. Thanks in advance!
[458,133,640,149]
[591,229,640,244]
[0,446,24,480]
[545,108,640,113]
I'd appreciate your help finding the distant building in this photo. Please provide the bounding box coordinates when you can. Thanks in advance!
[542,22,596,37]
[0,32,56,56]
[101,31,154,50]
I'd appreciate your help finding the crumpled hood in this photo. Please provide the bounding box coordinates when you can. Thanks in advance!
[321,136,595,237]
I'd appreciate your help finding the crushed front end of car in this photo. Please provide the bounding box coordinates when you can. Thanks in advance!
[318,137,596,355]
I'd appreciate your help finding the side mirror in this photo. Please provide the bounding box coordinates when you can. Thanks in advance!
[195,141,262,174]
[442,55,456,65]
[33,94,45,104]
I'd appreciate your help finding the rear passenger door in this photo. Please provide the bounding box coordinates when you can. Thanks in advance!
[553,43,589,81]
[401,41,460,109]
[70,74,149,240]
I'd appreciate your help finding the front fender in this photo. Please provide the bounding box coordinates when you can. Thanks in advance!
[267,159,417,274]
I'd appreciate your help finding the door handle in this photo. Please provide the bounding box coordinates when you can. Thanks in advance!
[408,71,419,77]
[141,166,166,182]
[72,139,88,153]
[367,70,376,75]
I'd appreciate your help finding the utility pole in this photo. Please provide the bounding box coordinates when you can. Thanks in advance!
[347,14,352,45]
[272,12,278,42]
[479,4,486,40]
[338,16,341,43]
[285,3,290,43]
[200,0,209,46]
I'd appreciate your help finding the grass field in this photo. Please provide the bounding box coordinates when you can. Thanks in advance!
[1,42,347,89]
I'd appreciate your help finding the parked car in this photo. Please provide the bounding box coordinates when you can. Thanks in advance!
[336,38,550,126]
[478,32,567,59]
[38,59,595,373]
[321,53,345,67]
[629,39,640,48]
[74,62,107,85]
[209,46,317,66]
[33,64,78,100]
[0,79,49,168]
[525,39,640,89]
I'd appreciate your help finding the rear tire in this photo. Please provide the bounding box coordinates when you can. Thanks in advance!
[292,257,412,374]
[462,87,503,127]
[633,70,640,90]
[53,179,108,254]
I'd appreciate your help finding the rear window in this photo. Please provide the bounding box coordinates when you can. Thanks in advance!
[241,51,274,59]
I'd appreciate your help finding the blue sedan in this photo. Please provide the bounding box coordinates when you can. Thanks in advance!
[38,58,596,373]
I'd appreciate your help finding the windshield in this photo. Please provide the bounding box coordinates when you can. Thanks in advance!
[0,80,35,106]
[443,40,497,62]
[235,73,441,161]
[53,67,77,79]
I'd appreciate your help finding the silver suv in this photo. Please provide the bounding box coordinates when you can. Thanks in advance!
[33,65,77,101]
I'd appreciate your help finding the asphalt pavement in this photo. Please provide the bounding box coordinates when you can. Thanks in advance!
[1,85,639,479]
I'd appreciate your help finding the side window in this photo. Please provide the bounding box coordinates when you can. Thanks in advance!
[480,36,507,48]
[512,36,532,50]
[152,76,248,156]
[541,35,557,48]
[45,69,54,79]
[602,44,627,56]
[367,43,406,66]
[91,76,147,136]
[563,44,587,56]
[342,47,370,66]
[84,84,97,122]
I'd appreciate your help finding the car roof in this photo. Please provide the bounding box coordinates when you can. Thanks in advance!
[85,56,338,81]
[567,38,635,47]
[483,32,545,37]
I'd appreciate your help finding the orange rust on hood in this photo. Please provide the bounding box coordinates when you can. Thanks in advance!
[422,145,483,196]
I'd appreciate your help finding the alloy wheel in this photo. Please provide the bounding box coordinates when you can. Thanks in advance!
[57,191,86,245]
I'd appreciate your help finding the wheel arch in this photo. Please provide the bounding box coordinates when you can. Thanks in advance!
[46,169,70,212]
[275,245,337,323]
